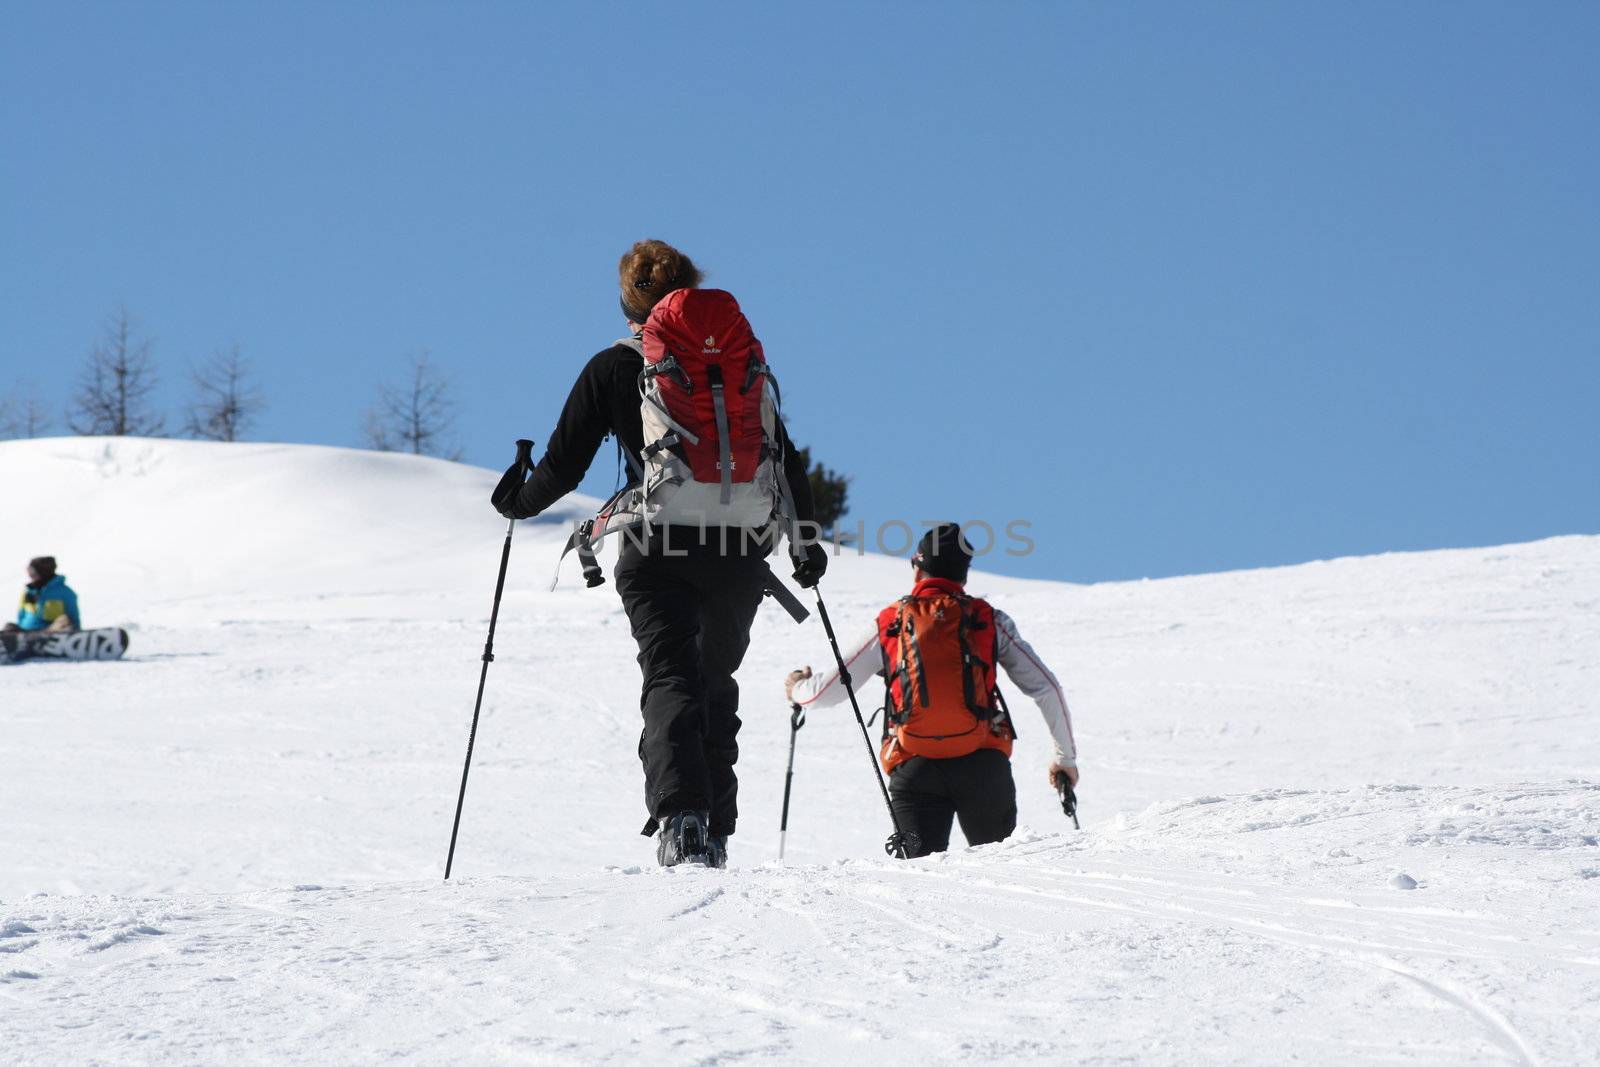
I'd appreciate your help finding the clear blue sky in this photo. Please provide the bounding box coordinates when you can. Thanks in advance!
[3,2,1596,581]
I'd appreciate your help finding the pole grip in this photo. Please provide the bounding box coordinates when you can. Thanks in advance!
[1055,773,1080,829]
[491,440,538,518]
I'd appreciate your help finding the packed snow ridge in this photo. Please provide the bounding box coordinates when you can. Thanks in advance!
[2,437,1596,1064]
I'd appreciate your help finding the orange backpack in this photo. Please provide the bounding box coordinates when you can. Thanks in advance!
[874,590,1015,772]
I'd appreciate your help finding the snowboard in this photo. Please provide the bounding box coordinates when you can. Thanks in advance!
[0,627,130,664]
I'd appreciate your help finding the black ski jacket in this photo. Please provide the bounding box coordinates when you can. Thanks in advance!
[507,342,817,525]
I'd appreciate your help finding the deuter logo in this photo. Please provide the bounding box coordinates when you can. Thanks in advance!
[702,334,722,354]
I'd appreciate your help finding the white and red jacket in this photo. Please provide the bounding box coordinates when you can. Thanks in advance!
[789,577,1077,768]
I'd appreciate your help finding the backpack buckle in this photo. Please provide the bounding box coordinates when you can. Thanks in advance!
[741,359,769,395]
[646,355,694,392]
[642,432,681,460]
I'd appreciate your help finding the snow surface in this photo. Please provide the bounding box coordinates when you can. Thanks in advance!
[2,436,1596,1064]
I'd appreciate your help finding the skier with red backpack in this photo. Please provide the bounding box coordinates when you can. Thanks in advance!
[785,523,1078,857]
[496,239,827,868]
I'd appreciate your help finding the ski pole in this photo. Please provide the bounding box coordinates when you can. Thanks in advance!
[778,702,806,861]
[811,586,921,860]
[1054,771,1080,830]
[445,438,534,880]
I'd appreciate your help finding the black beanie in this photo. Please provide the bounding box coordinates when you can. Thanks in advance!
[912,523,973,581]
[28,556,56,580]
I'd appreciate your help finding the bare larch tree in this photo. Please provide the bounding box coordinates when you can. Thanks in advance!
[185,346,265,442]
[1,387,54,439]
[364,353,460,459]
[68,307,166,436]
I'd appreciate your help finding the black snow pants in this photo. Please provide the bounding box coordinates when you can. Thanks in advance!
[615,527,769,838]
[888,748,1018,857]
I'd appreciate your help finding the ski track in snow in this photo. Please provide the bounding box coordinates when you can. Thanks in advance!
[5,819,1597,1064]
[2,438,1598,1064]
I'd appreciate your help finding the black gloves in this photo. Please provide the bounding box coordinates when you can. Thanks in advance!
[490,439,536,519]
[792,541,829,589]
[491,462,526,518]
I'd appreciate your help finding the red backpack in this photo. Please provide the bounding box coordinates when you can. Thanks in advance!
[555,288,795,588]
[635,288,783,525]
[875,590,1016,773]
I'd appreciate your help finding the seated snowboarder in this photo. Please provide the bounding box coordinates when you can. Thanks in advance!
[784,523,1078,857]
[6,556,81,634]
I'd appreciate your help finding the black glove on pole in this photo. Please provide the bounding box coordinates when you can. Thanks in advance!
[445,438,534,880]
[812,586,921,859]
[1055,771,1080,830]
[792,541,828,589]
[778,702,806,861]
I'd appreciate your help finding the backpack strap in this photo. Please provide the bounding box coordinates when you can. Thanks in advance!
[636,362,702,446]
[760,566,810,625]
[906,603,933,709]
[551,521,606,589]
[641,432,682,461]
[887,598,933,717]
[615,436,644,483]
[646,353,694,393]
[549,481,640,590]
[880,600,913,724]
[745,364,800,558]
[741,358,769,395]
[706,364,734,504]
[956,595,999,721]
[772,417,802,559]
[775,460,801,559]
[994,685,1018,740]
[622,335,702,465]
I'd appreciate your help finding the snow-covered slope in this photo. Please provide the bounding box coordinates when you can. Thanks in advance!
[2,437,1596,1063]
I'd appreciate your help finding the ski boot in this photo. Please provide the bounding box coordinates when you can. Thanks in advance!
[707,833,728,870]
[656,811,713,867]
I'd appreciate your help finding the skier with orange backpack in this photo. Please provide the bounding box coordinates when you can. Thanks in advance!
[784,523,1077,856]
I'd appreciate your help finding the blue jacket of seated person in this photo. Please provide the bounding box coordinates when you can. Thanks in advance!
[17,574,80,631]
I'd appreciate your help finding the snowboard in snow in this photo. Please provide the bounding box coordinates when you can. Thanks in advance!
[0,627,130,664]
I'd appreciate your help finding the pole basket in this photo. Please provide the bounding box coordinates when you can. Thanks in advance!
[885,830,920,859]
